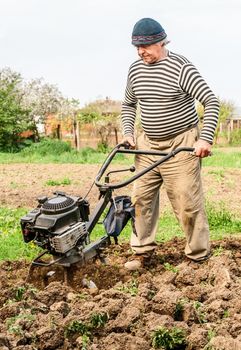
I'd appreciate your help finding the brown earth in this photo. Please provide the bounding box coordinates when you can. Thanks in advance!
[1,240,241,350]
[0,162,241,350]
[0,163,240,212]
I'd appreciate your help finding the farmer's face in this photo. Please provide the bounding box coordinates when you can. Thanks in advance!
[137,42,164,64]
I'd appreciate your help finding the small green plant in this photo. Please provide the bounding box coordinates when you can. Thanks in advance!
[14,286,26,301]
[80,334,90,350]
[222,309,229,319]
[204,345,214,350]
[65,314,108,349]
[64,320,91,338]
[208,169,225,183]
[151,326,187,349]
[90,312,109,328]
[163,262,179,273]
[7,323,23,336]
[173,298,188,321]
[45,177,72,186]
[203,330,216,350]
[207,329,216,342]
[77,292,89,300]
[213,246,224,257]
[6,312,35,335]
[10,181,19,189]
[116,279,139,296]
[204,332,216,350]
[193,301,207,324]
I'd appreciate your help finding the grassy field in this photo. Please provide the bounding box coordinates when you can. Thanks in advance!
[0,139,240,167]
[0,200,240,261]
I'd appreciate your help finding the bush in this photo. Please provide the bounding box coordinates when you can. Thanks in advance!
[20,138,72,156]
[229,129,241,146]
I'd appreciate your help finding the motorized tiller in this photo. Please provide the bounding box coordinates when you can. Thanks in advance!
[20,144,194,272]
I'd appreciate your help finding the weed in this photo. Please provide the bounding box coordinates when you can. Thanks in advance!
[65,314,108,349]
[7,323,23,336]
[204,345,214,350]
[207,329,216,342]
[173,298,188,321]
[80,334,90,350]
[6,312,35,335]
[90,312,109,328]
[64,320,91,338]
[77,292,89,300]
[222,309,230,319]
[193,301,207,324]
[163,262,179,273]
[45,177,71,186]
[151,326,187,349]
[116,279,139,296]
[10,181,19,189]
[14,286,26,301]
[213,246,224,257]
[203,331,216,350]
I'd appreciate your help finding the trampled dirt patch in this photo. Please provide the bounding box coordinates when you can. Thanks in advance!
[1,239,241,349]
[0,163,240,212]
[0,162,241,349]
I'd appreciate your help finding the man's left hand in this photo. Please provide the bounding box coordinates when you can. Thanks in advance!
[193,139,212,158]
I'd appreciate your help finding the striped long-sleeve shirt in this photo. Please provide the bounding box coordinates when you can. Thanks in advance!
[121,51,220,144]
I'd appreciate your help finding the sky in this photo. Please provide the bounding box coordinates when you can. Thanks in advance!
[0,0,241,107]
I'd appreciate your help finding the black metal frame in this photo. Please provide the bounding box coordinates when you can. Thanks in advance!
[87,143,194,235]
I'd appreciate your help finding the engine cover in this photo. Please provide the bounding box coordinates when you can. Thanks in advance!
[50,221,88,253]
[21,191,90,254]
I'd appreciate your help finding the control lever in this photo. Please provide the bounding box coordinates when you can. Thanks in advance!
[105,166,135,183]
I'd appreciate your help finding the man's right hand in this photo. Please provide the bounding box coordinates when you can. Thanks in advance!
[121,136,136,149]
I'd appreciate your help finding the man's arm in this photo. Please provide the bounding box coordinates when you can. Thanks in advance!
[121,75,138,147]
[179,63,220,157]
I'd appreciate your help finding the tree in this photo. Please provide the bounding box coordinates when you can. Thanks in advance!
[79,98,122,148]
[21,78,65,140]
[0,71,30,151]
[57,98,80,148]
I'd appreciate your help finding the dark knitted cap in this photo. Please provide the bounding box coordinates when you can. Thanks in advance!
[132,18,167,46]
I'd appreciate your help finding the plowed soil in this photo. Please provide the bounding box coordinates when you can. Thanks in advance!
[0,162,241,350]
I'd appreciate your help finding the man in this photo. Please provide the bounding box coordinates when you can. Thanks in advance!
[121,18,220,270]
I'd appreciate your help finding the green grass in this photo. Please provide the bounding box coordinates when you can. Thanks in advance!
[0,138,131,165]
[45,177,72,186]
[202,148,241,168]
[0,207,41,261]
[0,140,239,168]
[0,200,240,261]
[156,201,241,241]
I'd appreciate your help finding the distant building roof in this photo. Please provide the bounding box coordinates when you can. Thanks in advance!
[232,107,241,120]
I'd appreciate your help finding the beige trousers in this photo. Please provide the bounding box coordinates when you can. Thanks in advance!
[131,127,210,261]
